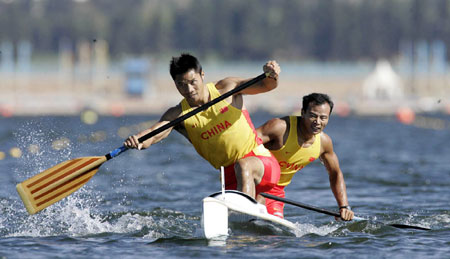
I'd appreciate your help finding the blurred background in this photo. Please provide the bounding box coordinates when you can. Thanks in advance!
[1,2,450,256]
[0,0,449,118]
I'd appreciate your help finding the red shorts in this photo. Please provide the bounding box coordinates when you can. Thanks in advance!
[224,150,280,196]
[265,184,286,218]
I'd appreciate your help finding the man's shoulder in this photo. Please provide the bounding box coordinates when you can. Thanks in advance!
[214,77,237,93]
[320,131,331,139]
[320,132,333,147]
[281,116,292,124]
[162,104,183,121]
[267,116,288,127]
[169,103,182,112]
[263,116,289,136]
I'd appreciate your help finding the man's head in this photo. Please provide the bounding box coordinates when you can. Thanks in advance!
[301,93,334,135]
[169,53,203,80]
[301,93,334,115]
[170,53,205,104]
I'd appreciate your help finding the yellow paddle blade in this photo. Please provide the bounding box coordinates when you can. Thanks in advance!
[16,156,107,214]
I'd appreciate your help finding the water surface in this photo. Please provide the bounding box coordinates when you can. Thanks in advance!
[0,112,449,258]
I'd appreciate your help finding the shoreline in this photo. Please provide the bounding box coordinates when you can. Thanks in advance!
[1,64,449,117]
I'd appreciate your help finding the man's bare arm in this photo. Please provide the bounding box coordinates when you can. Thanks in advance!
[124,105,182,150]
[216,60,280,95]
[320,133,354,221]
[256,117,288,150]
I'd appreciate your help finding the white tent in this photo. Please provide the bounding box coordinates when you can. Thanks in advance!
[362,60,404,100]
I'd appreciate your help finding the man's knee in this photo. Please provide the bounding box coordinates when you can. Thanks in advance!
[234,160,252,181]
[235,157,264,183]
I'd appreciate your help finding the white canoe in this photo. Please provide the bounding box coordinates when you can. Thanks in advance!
[201,190,298,239]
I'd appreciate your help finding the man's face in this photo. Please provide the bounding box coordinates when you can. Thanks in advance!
[174,69,204,104]
[302,102,331,135]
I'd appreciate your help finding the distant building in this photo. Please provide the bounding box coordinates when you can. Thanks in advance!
[124,58,150,97]
[362,60,404,100]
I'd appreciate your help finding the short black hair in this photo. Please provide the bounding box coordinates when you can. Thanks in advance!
[302,93,334,114]
[169,53,202,80]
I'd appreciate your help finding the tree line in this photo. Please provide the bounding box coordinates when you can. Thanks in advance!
[0,0,449,61]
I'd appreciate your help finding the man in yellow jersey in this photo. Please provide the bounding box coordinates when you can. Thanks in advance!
[256,93,354,220]
[124,53,281,200]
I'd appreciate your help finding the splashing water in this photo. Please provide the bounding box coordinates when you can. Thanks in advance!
[4,119,195,241]
[293,222,339,237]
[13,119,74,178]
[5,186,165,239]
[6,119,156,238]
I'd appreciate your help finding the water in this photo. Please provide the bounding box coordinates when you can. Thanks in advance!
[1,112,449,258]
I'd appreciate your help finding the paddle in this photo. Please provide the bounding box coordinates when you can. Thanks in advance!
[261,193,431,231]
[16,73,268,215]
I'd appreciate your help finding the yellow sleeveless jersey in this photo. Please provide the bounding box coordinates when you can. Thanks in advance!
[181,82,270,169]
[271,116,321,186]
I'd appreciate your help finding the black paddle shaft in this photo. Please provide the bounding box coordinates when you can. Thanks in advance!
[261,193,431,231]
[138,73,267,143]
[261,192,341,217]
[105,73,267,160]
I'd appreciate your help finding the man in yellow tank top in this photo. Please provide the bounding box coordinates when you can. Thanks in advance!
[257,93,354,220]
[124,53,281,200]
